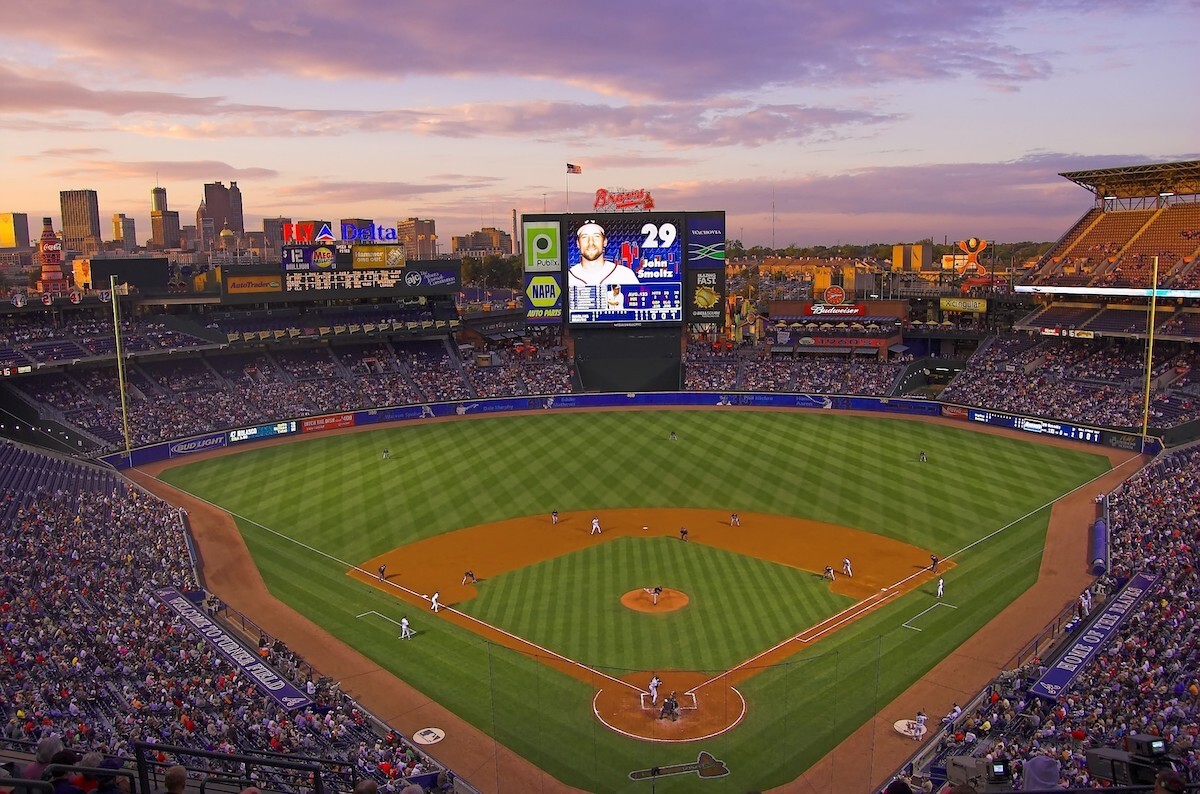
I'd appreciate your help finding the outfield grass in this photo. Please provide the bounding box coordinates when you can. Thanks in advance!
[161,411,1112,793]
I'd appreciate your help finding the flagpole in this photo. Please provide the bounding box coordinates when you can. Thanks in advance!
[566,170,570,213]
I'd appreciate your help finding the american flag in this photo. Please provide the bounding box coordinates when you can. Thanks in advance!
[566,163,582,174]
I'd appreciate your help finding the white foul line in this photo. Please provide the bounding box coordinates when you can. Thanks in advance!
[902,601,958,632]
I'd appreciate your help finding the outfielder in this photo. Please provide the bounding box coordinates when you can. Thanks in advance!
[648,674,662,705]
[590,516,602,535]
[430,591,441,612]
[399,616,413,640]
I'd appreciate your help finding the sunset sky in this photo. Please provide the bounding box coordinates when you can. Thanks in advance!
[2,0,1197,249]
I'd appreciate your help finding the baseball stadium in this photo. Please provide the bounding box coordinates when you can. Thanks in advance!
[1,161,1199,794]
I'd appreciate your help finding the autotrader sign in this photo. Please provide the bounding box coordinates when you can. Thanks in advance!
[525,272,563,324]
[1028,572,1158,700]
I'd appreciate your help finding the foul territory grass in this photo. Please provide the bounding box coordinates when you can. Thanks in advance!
[160,411,1111,793]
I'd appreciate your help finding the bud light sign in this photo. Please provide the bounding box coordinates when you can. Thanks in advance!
[168,432,228,457]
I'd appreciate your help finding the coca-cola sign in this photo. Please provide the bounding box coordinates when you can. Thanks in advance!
[40,240,62,253]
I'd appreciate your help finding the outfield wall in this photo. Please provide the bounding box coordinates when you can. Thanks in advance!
[99,392,1162,470]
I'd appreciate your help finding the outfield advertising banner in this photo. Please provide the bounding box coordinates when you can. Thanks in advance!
[155,587,311,710]
[968,409,1103,444]
[301,412,355,432]
[524,272,563,325]
[687,268,725,324]
[523,220,562,272]
[1028,572,1158,700]
[167,432,228,457]
[686,213,726,268]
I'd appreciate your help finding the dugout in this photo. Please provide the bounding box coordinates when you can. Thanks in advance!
[570,326,682,392]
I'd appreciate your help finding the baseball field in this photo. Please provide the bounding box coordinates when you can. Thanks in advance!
[152,409,1116,792]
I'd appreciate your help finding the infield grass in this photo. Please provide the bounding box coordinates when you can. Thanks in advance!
[161,410,1112,793]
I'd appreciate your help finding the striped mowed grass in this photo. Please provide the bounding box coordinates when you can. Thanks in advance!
[161,410,1112,793]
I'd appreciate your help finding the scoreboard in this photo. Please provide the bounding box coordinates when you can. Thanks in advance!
[221,249,461,303]
[521,210,725,327]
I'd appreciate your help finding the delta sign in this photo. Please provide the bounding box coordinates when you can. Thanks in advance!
[283,222,399,244]
[525,273,562,324]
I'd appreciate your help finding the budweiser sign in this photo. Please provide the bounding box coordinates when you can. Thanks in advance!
[593,187,655,212]
[804,303,866,316]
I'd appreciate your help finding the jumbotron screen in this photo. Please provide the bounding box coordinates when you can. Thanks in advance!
[566,213,683,325]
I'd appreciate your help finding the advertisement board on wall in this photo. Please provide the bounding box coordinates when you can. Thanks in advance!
[283,262,461,296]
[225,274,284,294]
[351,246,407,270]
[282,245,352,271]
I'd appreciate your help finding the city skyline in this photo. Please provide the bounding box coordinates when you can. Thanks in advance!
[1,0,1197,249]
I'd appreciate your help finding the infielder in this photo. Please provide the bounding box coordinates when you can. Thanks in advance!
[936,578,944,599]
[823,565,836,581]
[430,591,441,612]
[399,616,413,640]
[643,586,663,605]
[648,674,662,705]
[551,510,559,524]
[842,557,853,577]
[730,512,741,527]
[590,516,601,535]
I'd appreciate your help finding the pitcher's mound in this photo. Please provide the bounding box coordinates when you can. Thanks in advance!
[621,588,689,613]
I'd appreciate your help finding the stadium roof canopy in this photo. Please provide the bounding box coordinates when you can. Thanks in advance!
[1059,160,1200,199]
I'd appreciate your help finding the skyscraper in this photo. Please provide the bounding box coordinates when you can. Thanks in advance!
[149,185,179,248]
[203,181,245,236]
[397,217,437,259]
[0,213,30,249]
[262,217,291,250]
[59,189,102,254]
[112,213,136,247]
[196,200,215,251]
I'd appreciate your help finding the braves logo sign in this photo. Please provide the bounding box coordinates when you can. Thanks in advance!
[593,188,655,212]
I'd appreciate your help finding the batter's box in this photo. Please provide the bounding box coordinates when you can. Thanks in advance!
[639,691,699,711]
[902,601,958,632]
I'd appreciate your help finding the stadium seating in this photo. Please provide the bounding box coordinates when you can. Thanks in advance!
[0,441,453,792]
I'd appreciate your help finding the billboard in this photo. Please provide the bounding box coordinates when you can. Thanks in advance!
[524,272,563,325]
[686,213,726,268]
[523,220,562,272]
[282,244,351,271]
[226,274,284,294]
[566,213,683,325]
[687,268,725,324]
[351,245,406,270]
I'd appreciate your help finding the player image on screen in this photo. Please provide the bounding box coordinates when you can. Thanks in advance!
[567,214,683,325]
[567,220,640,288]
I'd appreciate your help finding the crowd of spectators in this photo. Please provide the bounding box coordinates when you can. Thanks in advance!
[0,444,451,792]
[942,338,1200,429]
[909,447,1200,790]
